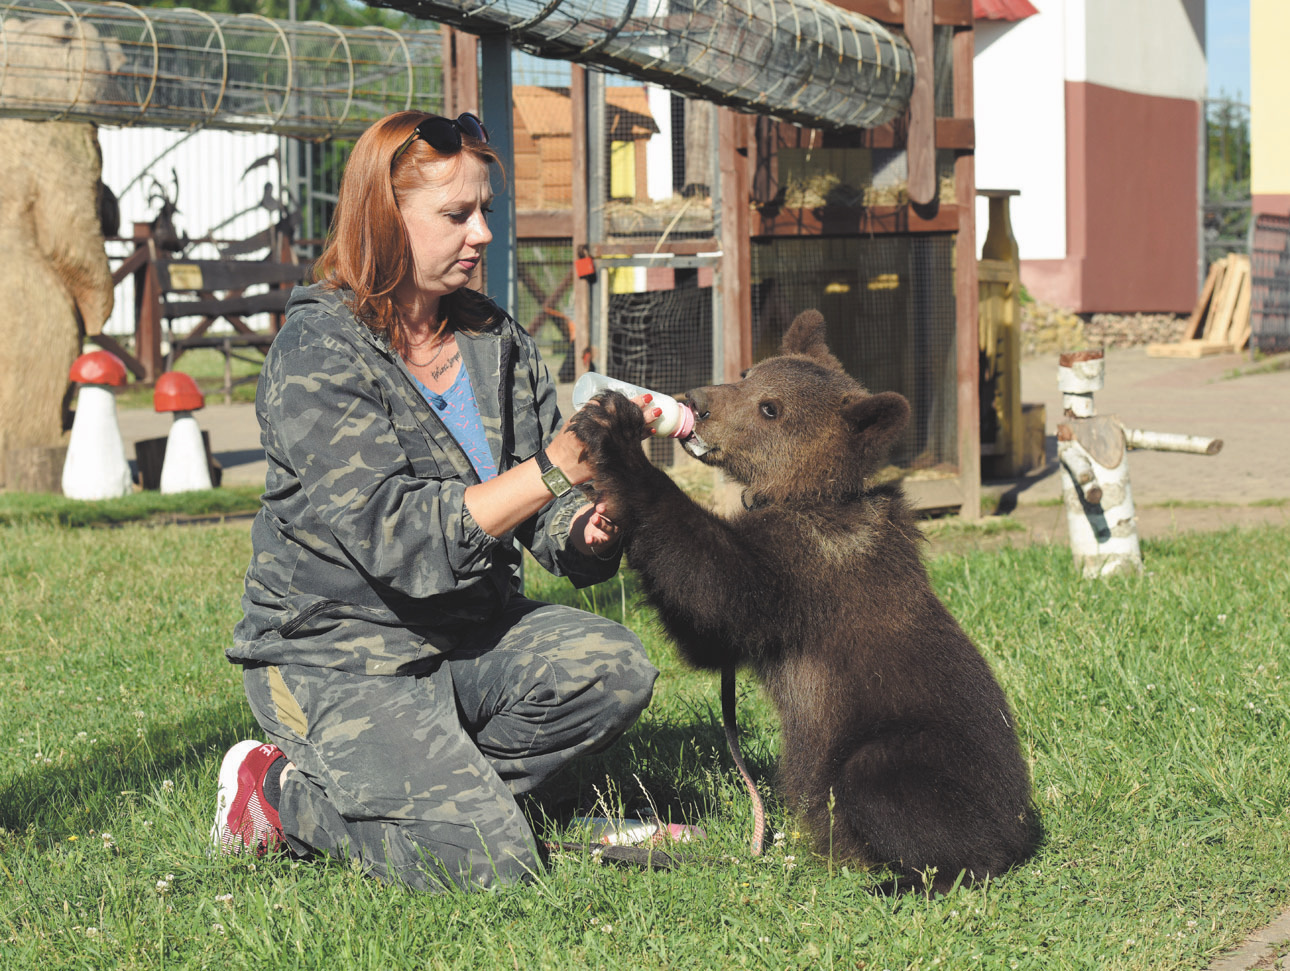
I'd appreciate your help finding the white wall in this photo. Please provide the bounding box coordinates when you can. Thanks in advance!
[973,0,1205,265]
[1077,0,1206,100]
[646,85,674,202]
[98,127,286,337]
[973,1,1070,262]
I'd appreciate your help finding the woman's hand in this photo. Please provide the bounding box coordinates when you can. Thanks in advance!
[570,499,621,559]
[463,394,657,540]
[545,392,657,485]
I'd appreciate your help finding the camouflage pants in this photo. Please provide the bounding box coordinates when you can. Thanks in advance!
[241,597,657,892]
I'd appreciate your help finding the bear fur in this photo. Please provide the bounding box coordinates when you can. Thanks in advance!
[0,15,122,485]
[568,309,1041,893]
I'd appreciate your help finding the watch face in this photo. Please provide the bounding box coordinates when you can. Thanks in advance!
[541,464,573,497]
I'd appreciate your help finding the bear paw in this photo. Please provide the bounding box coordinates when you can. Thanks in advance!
[567,389,653,485]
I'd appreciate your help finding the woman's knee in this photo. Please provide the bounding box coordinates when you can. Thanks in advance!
[564,617,657,721]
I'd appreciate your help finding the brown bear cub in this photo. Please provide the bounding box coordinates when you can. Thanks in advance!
[568,309,1040,893]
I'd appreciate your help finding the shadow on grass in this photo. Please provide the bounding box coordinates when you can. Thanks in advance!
[0,698,257,843]
[530,694,779,834]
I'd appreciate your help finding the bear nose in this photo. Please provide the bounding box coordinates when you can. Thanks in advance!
[687,389,711,421]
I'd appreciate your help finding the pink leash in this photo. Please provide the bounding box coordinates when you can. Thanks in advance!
[722,664,765,856]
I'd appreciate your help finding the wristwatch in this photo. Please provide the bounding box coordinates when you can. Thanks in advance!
[534,447,574,498]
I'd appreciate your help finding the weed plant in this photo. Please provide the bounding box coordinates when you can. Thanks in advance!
[1,518,1287,969]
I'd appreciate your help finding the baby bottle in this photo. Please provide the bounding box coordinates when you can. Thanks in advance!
[571,372,696,439]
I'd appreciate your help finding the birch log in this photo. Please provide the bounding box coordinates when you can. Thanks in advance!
[1057,415,1142,579]
[1122,427,1224,455]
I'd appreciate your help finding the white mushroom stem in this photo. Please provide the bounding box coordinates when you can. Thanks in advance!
[61,384,133,500]
[159,411,212,494]
[1122,427,1224,455]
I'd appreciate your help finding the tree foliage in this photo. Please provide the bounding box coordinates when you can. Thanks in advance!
[143,0,430,31]
[1204,95,1250,262]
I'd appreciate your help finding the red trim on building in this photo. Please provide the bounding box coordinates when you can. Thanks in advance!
[973,0,1038,22]
[1021,81,1200,314]
[1253,195,1290,219]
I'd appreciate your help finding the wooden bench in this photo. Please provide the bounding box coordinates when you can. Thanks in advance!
[159,257,314,402]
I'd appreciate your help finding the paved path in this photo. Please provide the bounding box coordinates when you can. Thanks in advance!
[1007,346,1290,507]
[116,345,1290,506]
[117,401,266,488]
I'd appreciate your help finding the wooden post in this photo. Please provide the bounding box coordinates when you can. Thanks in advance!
[133,223,163,383]
[571,64,591,379]
[905,0,936,206]
[977,189,1023,478]
[952,22,981,520]
[442,26,479,116]
[718,108,753,382]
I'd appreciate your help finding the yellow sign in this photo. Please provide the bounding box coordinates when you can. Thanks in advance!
[168,264,204,290]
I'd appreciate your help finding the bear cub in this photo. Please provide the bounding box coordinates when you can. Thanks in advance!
[568,309,1040,893]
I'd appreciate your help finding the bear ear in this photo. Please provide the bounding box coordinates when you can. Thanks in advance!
[780,310,844,371]
[842,391,910,451]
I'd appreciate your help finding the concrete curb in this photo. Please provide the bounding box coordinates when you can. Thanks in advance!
[1205,907,1290,971]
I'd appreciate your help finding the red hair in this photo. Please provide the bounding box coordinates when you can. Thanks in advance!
[313,111,502,354]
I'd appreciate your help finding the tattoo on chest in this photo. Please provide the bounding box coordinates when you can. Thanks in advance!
[430,351,461,383]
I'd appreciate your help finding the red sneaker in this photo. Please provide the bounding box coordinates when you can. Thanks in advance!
[210,740,285,856]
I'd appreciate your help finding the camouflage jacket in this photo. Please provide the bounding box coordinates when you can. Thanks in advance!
[230,284,618,676]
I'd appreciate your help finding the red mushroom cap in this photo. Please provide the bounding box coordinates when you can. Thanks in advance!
[69,350,128,387]
[154,371,205,412]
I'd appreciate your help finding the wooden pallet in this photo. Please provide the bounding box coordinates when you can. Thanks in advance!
[1148,253,1251,358]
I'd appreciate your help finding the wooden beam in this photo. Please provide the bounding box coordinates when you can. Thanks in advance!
[570,64,591,378]
[587,239,719,257]
[905,0,936,205]
[755,204,962,237]
[442,27,478,116]
[823,117,974,151]
[718,108,753,381]
[516,210,574,238]
[826,0,973,27]
[935,117,975,150]
[953,23,981,520]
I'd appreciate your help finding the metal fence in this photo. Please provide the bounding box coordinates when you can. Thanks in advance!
[1203,97,1251,266]
[750,235,958,472]
[1250,213,1290,355]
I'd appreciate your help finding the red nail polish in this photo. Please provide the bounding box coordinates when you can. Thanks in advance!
[653,407,663,418]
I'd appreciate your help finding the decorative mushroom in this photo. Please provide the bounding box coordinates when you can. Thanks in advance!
[61,350,133,500]
[154,371,212,493]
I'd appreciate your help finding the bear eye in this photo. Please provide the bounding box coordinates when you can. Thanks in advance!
[760,401,779,419]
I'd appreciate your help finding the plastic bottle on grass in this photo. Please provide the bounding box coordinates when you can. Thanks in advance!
[572,372,695,439]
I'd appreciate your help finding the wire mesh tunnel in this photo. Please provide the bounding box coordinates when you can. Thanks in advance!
[0,0,442,138]
[1,0,914,137]
[378,0,915,130]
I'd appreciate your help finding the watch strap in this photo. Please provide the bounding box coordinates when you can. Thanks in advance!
[535,447,574,498]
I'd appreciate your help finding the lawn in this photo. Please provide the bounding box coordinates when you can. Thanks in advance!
[1,501,1287,970]
[114,347,265,410]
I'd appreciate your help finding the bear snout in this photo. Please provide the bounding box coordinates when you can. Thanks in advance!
[686,388,712,421]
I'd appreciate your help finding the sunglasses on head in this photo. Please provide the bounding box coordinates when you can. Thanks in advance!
[392,112,489,164]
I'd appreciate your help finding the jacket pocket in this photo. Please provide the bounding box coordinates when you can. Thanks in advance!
[279,598,345,638]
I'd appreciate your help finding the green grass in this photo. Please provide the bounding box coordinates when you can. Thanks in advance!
[113,348,264,410]
[0,487,263,528]
[2,519,1288,969]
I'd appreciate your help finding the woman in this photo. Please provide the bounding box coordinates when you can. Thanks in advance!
[210,111,659,892]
